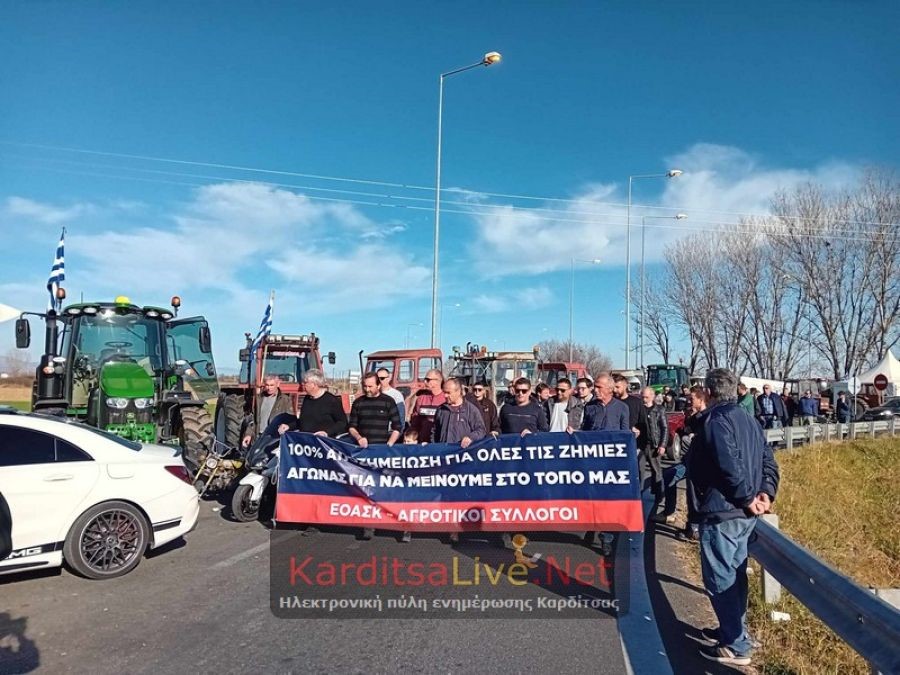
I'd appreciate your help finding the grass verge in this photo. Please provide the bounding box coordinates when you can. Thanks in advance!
[0,400,30,411]
[749,438,900,674]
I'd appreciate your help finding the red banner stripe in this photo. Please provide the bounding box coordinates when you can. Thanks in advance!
[275,495,644,532]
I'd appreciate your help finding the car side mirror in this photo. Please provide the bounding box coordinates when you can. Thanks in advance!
[199,326,212,354]
[327,351,336,365]
[15,318,30,349]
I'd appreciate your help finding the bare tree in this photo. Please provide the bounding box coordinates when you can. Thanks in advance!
[634,276,673,364]
[537,339,613,377]
[656,170,899,380]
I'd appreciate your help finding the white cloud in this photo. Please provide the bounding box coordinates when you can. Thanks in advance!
[472,285,554,314]
[3,196,91,225]
[267,244,429,313]
[468,143,862,276]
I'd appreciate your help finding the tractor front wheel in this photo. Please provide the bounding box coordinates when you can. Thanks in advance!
[214,393,244,449]
[177,406,214,468]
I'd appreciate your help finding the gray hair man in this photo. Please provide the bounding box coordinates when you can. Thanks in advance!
[242,374,293,447]
[688,368,779,666]
[299,368,348,438]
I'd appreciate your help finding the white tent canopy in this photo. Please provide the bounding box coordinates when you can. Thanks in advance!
[857,350,900,384]
[0,303,22,324]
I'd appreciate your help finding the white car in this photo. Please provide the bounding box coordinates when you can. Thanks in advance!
[0,408,199,580]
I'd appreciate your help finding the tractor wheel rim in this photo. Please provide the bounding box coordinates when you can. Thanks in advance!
[82,510,142,573]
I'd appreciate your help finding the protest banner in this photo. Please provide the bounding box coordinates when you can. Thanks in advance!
[274,431,643,532]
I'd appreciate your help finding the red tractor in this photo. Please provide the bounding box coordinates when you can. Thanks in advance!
[215,333,339,447]
[360,347,443,413]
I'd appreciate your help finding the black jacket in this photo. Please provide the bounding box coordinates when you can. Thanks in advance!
[756,392,788,427]
[687,401,780,524]
[638,403,668,450]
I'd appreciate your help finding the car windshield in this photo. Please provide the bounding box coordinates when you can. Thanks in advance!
[33,413,142,450]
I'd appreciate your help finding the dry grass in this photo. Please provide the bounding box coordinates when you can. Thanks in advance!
[749,438,900,674]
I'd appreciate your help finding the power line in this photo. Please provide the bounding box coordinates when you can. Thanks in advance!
[4,156,899,245]
[2,140,897,228]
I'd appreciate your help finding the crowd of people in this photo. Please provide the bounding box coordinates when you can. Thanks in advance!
[246,366,779,667]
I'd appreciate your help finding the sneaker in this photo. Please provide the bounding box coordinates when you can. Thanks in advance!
[700,628,761,650]
[677,527,700,543]
[399,531,412,543]
[361,527,374,540]
[651,513,677,524]
[448,532,459,545]
[699,644,751,666]
[699,627,719,644]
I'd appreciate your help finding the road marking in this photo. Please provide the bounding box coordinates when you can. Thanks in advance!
[211,532,293,569]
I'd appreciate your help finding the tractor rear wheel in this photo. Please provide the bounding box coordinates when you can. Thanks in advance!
[178,406,214,468]
[215,393,244,449]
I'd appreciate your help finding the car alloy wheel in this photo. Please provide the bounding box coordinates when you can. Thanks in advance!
[64,501,150,579]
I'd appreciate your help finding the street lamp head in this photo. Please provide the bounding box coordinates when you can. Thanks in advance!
[590,258,602,264]
[666,169,683,178]
[674,213,688,220]
[483,51,502,66]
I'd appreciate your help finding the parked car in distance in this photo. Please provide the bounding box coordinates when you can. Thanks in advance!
[860,397,900,421]
[0,407,199,580]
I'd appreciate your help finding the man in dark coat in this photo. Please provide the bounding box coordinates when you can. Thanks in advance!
[688,369,779,666]
[756,384,788,429]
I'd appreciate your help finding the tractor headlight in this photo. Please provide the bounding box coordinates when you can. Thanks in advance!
[133,398,152,409]
[106,397,129,409]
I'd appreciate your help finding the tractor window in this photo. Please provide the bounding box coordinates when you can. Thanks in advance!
[398,360,414,383]
[647,366,689,389]
[167,318,219,400]
[493,360,537,388]
[67,312,165,375]
[367,360,394,375]
[263,352,310,384]
[418,358,440,380]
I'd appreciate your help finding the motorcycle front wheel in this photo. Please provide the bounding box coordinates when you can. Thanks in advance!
[231,484,261,522]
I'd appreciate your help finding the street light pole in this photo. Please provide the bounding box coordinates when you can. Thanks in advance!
[625,169,683,368]
[431,51,501,349]
[639,214,687,369]
[569,257,602,362]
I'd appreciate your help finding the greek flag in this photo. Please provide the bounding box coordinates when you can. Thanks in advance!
[250,291,274,353]
[47,228,66,313]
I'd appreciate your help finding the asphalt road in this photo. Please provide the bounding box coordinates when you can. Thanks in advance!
[1,498,631,675]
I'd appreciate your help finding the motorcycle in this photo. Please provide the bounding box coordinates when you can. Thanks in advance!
[188,437,246,497]
[231,433,280,522]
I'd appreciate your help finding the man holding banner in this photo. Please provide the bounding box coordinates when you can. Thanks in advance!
[581,373,630,552]
[432,378,486,447]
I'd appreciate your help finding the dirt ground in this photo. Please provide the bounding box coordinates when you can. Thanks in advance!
[0,384,31,402]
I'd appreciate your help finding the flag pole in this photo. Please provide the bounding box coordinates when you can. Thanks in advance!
[259,290,275,386]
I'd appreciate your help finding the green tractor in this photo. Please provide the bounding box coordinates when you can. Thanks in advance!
[15,294,218,470]
[645,363,691,394]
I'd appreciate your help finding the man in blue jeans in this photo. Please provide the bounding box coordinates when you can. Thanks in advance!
[688,368,780,666]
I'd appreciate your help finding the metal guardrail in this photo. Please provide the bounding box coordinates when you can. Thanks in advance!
[764,417,897,449]
[750,519,900,674]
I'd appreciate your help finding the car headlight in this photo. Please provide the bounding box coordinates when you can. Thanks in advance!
[106,397,129,409]
[133,397,152,409]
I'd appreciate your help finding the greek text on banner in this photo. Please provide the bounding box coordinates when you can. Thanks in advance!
[274,431,643,532]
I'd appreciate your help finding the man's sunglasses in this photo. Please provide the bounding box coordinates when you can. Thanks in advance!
[473,387,484,392]
[515,388,530,394]
[424,377,439,382]
[378,375,390,381]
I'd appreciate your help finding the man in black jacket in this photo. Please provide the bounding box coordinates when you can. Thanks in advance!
[756,384,788,429]
[298,369,348,438]
[636,386,667,506]
[499,378,549,436]
[688,369,779,666]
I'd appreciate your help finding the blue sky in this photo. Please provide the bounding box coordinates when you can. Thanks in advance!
[1,1,898,374]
